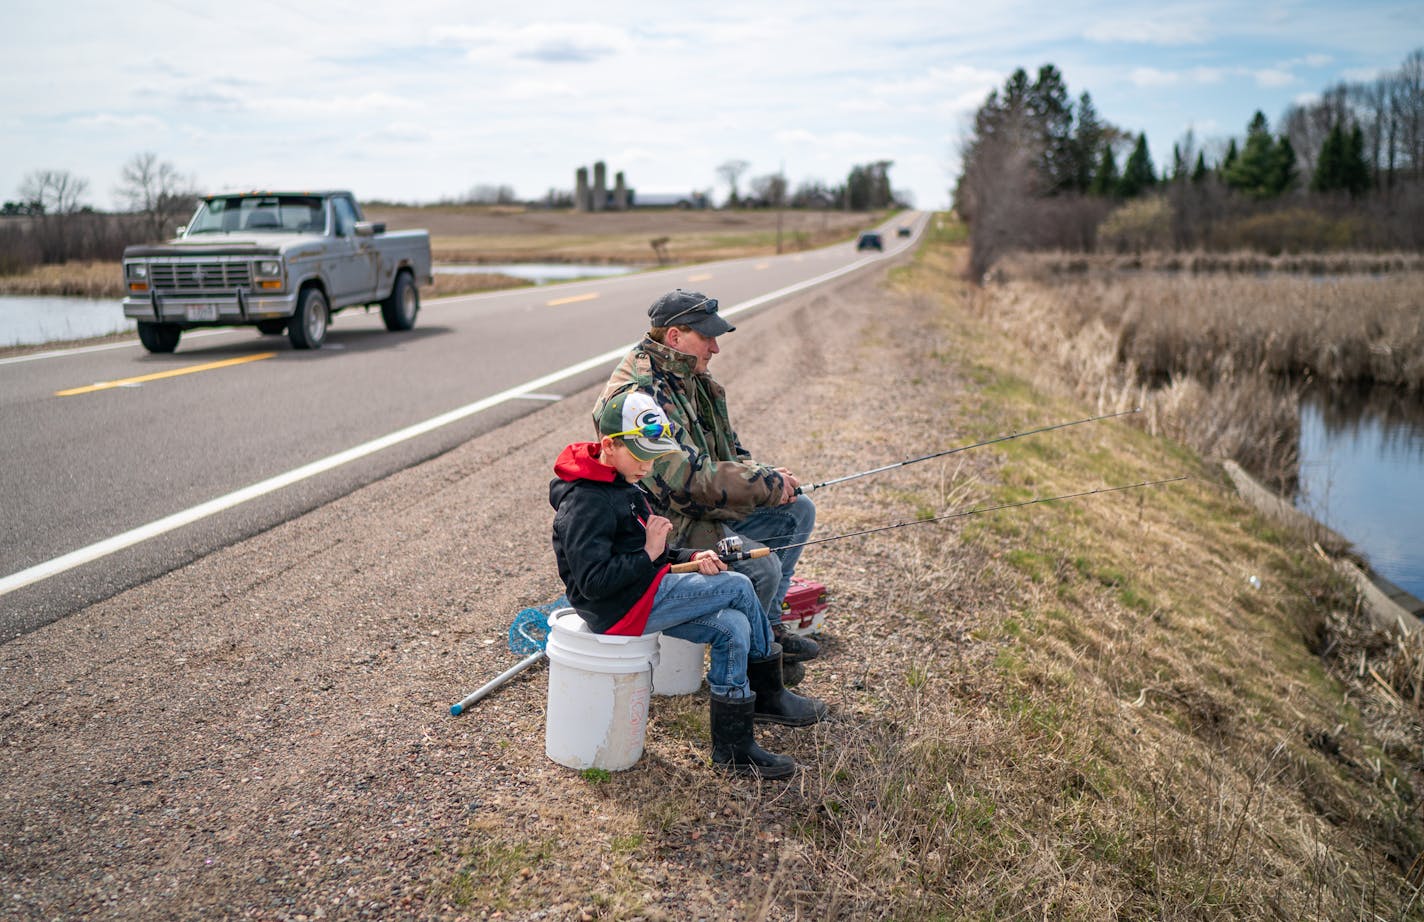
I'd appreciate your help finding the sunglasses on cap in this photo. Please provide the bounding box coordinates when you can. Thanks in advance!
[606,421,678,440]
[660,297,719,326]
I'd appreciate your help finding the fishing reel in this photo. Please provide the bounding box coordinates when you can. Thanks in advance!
[716,535,744,558]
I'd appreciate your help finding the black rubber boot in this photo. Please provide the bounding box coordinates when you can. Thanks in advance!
[773,624,820,664]
[781,658,805,688]
[748,649,829,727]
[709,694,795,780]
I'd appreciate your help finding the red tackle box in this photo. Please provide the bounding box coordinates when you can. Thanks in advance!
[779,576,830,636]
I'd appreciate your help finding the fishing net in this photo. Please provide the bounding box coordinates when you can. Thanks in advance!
[507,595,568,654]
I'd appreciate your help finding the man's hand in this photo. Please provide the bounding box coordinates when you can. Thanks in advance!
[775,467,800,505]
[644,515,673,560]
[692,549,728,575]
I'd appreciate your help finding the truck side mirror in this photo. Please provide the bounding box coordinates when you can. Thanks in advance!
[175,225,187,237]
[354,221,385,236]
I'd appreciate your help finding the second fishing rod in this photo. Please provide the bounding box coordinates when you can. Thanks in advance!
[670,477,1188,573]
[792,407,1141,495]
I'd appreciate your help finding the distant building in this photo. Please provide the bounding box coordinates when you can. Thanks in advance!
[572,162,706,211]
[629,191,708,209]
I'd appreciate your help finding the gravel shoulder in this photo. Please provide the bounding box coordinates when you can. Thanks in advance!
[0,262,919,920]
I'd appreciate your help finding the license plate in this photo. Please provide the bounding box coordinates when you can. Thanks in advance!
[185,304,219,322]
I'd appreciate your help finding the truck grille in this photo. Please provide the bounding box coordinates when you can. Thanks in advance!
[149,261,253,292]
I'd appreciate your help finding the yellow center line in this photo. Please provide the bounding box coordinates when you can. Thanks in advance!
[547,292,599,307]
[687,273,713,282]
[753,263,770,270]
[55,352,277,397]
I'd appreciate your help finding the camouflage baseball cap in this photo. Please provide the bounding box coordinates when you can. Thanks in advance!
[598,390,682,461]
[647,289,735,336]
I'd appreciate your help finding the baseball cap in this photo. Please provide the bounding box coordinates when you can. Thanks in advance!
[598,391,683,461]
[647,289,735,336]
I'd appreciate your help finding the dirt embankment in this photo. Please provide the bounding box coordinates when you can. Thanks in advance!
[2,235,1419,920]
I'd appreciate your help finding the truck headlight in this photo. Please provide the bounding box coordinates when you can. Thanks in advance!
[254,259,281,278]
[125,262,148,280]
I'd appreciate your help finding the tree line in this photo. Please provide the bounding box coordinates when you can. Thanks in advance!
[1,153,200,273]
[954,50,1424,278]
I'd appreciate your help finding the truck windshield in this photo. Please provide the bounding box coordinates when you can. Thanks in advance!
[186,196,326,235]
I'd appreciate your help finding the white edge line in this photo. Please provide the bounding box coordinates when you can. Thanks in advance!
[0,328,242,367]
[0,249,890,598]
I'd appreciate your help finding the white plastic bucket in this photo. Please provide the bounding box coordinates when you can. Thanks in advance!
[652,635,707,696]
[544,608,660,771]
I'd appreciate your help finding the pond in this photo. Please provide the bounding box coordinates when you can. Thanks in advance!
[0,295,133,348]
[436,263,637,284]
[1295,384,1424,609]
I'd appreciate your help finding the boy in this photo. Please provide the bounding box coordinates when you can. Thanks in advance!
[550,390,827,779]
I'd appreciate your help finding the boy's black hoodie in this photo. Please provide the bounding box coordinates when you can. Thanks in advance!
[549,442,697,634]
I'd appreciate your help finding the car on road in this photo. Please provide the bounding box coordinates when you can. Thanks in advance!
[897,226,912,237]
[856,231,884,251]
[122,190,432,353]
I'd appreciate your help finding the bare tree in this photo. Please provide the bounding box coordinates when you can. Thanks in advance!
[18,169,89,215]
[116,152,199,240]
[1393,49,1424,181]
[747,172,787,206]
[715,159,750,206]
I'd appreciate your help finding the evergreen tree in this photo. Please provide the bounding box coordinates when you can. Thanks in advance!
[1090,145,1119,196]
[1226,111,1283,198]
[1118,133,1156,197]
[1071,92,1105,193]
[1191,151,1210,183]
[1221,139,1239,177]
[1274,137,1298,195]
[1171,143,1186,181]
[1029,64,1076,193]
[1343,124,1371,196]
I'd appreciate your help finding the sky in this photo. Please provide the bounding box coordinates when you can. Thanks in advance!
[2,1,1419,212]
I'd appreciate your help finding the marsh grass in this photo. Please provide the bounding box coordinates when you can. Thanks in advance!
[0,260,125,298]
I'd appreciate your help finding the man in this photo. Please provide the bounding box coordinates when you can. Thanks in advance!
[596,289,821,672]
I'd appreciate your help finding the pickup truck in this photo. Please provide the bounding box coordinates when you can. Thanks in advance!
[121,190,432,352]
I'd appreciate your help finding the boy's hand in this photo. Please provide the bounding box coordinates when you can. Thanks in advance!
[692,550,728,575]
[644,515,673,560]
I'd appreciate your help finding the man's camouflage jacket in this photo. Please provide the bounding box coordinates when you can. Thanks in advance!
[598,337,785,549]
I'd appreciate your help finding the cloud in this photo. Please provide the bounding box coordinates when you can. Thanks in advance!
[68,113,165,132]
[435,22,633,64]
[1253,68,1296,88]
[1083,17,1210,45]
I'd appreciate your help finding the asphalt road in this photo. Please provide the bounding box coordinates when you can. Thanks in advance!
[0,214,924,639]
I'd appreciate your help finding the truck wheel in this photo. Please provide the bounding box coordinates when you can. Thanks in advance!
[137,321,182,354]
[288,287,328,350]
[256,319,286,335]
[381,271,419,332]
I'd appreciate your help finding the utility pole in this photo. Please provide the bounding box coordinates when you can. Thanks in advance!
[776,160,784,254]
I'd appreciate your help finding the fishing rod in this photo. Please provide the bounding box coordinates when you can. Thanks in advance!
[794,407,1142,495]
[670,476,1188,573]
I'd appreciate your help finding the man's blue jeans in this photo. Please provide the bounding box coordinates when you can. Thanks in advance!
[723,495,816,619]
[644,570,775,700]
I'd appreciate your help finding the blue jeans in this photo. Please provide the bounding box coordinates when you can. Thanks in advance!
[643,570,776,700]
[723,495,816,618]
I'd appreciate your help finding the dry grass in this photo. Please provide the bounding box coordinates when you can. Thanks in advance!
[999,249,1424,277]
[967,255,1424,496]
[0,260,126,298]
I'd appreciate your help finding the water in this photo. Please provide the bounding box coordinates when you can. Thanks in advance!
[436,263,636,284]
[0,295,133,348]
[1295,385,1424,605]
